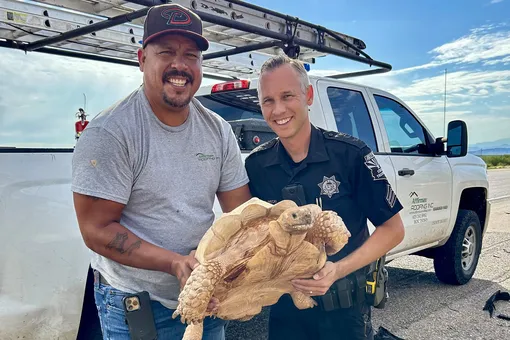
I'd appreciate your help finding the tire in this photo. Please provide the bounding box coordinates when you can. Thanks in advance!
[433,209,482,285]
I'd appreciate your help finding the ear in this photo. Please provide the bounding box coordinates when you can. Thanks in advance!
[306,84,314,106]
[137,48,145,72]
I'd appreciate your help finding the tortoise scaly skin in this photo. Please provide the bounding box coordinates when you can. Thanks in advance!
[171,198,351,340]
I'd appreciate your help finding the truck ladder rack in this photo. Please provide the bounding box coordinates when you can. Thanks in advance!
[0,0,392,79]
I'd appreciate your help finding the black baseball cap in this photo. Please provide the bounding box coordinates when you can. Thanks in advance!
[142,4,209,51]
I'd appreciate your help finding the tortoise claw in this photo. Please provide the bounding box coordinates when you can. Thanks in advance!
[174,261,223,325]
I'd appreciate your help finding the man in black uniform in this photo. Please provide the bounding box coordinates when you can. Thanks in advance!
[245,54,405,339]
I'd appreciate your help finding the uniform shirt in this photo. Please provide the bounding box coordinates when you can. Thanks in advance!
[245,124,403,261]
[71,85,249,309]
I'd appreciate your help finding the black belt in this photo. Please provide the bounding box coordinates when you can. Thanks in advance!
[313,266,369,311]
[94,270,111,286]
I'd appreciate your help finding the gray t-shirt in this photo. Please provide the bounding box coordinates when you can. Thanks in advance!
[71,85,249,309]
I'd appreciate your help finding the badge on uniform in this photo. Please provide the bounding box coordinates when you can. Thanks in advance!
[318,175,340,198]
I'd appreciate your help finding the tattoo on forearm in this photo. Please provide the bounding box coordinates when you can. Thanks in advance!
[106,232,142,256]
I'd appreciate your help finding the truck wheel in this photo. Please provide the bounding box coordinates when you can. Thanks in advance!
[433,209,482,285]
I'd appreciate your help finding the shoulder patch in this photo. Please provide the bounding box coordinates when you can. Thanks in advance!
[249,138,278,156]
[363,151,387,181]
[322,130,366,149]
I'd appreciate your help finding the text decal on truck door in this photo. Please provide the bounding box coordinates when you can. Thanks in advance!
[409,193,434,225]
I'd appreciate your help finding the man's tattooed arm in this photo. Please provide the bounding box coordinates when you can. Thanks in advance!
[74,191,184,275]
[105,232,142,256]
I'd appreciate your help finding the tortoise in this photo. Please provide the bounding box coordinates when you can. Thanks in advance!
[172,197,351,339]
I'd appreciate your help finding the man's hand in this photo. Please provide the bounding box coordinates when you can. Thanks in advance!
[170,250,220,313]
[170,250,199,290]
[291,261,344,296]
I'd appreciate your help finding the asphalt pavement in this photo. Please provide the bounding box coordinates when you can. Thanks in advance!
[225,169,510,339]
[488,168,510,201]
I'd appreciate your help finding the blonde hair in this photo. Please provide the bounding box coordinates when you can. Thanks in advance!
[257,54,310,96]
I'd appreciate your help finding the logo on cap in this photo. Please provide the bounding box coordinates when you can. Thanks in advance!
[161,8,192,26]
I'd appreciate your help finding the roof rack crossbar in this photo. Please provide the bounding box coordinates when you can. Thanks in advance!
[326,68,390,79]
[293,37,388,69]
[0,38,139,65]
[222,0,369,57]
[319,26,372,61]
[203,40,282,60]
[0,0,393,79]
[0,39,235,82]
[190,7,390,71]
[127,0,166,6]
[24,7,149,51]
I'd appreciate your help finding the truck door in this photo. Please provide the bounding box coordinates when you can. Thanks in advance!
[367,91,453,253]
[315,79,397,235]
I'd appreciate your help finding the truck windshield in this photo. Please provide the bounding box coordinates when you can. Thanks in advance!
[196,89,263,121]
[196,89,277,151]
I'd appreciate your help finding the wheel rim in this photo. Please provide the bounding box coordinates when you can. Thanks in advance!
[461,225,477,271]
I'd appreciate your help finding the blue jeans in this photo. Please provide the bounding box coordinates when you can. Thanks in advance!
[93,277,226,340]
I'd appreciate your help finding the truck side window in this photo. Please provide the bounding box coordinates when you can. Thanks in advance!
[326,87,378,151]
[374,95,429,155]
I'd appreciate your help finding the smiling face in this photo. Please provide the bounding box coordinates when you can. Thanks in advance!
[137,33,203,115]
[258,63,313,140]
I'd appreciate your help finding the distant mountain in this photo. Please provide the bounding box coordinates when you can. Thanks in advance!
[469,138,510,150]
[469,148,510,156]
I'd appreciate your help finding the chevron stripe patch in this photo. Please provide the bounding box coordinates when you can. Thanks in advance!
[386,184,397,208]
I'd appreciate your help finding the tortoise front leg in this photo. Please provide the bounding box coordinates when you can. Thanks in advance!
[172,260,224,325]
[306,211,350,255]
[182,322,204,340]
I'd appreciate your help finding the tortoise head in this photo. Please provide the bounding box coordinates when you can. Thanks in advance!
[277,204,322,234]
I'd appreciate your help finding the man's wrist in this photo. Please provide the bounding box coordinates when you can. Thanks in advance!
[334,260,347,280]
[334,256,356,280]
[162,252,184,276]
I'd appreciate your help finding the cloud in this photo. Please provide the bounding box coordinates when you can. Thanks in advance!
[418,111,510,145]
[490,0,504,4]
[393,23,510,75]
[391,70,510,99]
[403,99,472,114]
[308,68,401,92]
[0,49,143,147]
[362,69,510,143]
[307,22,510,144]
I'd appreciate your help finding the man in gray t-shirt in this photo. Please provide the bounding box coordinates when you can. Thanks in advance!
[71,4,251,339]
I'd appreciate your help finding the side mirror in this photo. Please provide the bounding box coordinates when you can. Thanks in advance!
[446,120,468,157]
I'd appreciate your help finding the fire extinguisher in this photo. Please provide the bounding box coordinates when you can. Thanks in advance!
[75,108,89,140]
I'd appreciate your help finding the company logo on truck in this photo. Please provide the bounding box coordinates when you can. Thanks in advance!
[409,192,433,225]
[411,195,434,211]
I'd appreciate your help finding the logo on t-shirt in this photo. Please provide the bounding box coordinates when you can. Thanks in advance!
[195,152,219,161]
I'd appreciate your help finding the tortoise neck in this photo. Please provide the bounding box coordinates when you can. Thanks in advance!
[268,221,307,255]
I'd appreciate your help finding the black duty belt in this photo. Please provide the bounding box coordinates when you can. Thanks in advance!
[313,266,369,311]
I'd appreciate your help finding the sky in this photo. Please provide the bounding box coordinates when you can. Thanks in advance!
[0,0,509,147]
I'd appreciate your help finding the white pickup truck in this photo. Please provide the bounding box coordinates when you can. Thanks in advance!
[0,75,491,340]
[0,0,491,339]
[196,77,491,281]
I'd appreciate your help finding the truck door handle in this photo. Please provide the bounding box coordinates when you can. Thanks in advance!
[398,168,415,176]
